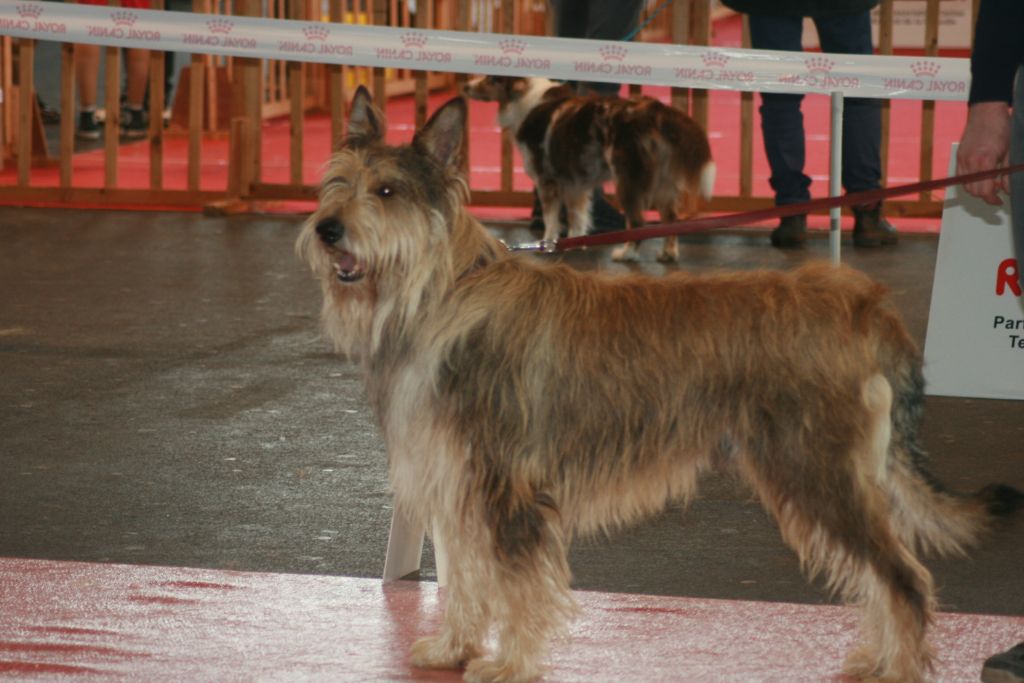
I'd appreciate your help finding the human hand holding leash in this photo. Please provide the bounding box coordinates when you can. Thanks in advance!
[957,101,1012,205]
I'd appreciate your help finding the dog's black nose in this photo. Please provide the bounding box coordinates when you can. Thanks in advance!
[316,217,345,246]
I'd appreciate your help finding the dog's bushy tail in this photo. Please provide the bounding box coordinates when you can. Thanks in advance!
[699,160,716,201]
[886,361,1023,557]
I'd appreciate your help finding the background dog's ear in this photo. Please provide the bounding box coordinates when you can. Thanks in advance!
[344,85,385,148]
[414,97,467,171]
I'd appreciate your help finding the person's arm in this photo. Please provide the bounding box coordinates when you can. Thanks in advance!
[956,0,1024,204]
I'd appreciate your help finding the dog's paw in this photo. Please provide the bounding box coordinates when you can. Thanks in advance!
[464,656,541,683]
[611,243,638,262]
[656,248,678,263]
[410,634,480,670]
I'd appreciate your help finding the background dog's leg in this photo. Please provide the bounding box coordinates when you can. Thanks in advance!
[658,206,679,263]
[564,188,591,239]
[538,183,563,247]
[611,186,644,262]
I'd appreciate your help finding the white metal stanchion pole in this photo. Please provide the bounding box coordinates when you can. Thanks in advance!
[830,91,844,265]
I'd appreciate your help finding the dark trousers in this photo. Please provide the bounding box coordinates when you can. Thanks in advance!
[549,0,644,96]
[748,12,882,205]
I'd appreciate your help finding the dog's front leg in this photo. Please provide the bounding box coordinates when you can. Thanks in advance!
[537,182,563,249]
[461,495,576,683]
[410,535,490,670]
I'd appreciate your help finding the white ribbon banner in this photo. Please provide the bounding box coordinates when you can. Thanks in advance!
[0,1,971,102]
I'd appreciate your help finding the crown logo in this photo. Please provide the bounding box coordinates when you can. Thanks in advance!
[401,32,427,48]
[804,56,834,74]
[16,3,43,19]
[701,50,729,68]
[206,18,234,35]
[910,60,940,78]
[598,44,628,62]
[498,38,526,55]
[302,24,329,41]
[110,10,138,27]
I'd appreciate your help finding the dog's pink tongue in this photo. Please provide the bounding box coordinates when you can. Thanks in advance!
[337,251,358,271]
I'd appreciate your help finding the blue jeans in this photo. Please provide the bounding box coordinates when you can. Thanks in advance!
[748,12,882,206]
[550,0,644,96]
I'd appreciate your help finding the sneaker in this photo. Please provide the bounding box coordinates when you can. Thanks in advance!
[120,106,148,140]
[982,642,1024,683]
[770,214,807,248]
[852,201,898,247]
[37,96,60,124]
[76,110,101,140]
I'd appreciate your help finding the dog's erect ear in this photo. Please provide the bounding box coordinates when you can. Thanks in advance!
[345,85,384,147]
[414,96,467,171]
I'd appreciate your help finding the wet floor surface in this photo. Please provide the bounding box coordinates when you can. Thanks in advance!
[0,206,1021,617]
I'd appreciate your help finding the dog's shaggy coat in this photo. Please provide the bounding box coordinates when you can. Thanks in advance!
[297,86,1021,683]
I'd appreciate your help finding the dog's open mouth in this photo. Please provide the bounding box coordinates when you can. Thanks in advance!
[331,249,365,283]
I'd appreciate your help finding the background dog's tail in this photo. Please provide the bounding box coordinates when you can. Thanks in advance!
[699,160,716,201]
[886,365,1023,557]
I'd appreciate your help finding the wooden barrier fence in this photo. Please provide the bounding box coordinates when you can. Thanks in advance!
[0,0,971,218]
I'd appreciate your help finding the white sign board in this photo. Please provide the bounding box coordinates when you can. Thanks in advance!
[923,149,1024,400]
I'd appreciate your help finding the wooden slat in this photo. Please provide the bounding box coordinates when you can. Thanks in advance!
[456,0,471,178]
[689,0,711,131]
[17,39,35,186]
[0,186,225,205]
[234,0,262,192]
[918,0,939,200]
[670,0,689,112]
[288,0,305,186]
[60,43,74,188]
[188,52,204,191]
[327,0,346,150]
[148,49,165,190]
[499,0,514,194]
[371,0,387,110]
[414,0,428,130]
[1,36,11,173]
[103,44,120,189]
[739,15,753,197]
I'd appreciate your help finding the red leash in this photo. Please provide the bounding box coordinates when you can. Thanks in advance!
[512,164,1024,253]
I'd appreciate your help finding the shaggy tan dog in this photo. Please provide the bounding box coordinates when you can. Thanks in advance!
[297,86,1021,683]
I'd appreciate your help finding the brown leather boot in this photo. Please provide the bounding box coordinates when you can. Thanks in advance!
[853,202,898,247]
[770,214,807,248]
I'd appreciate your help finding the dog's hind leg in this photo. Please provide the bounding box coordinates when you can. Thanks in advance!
[738,378,935,683]
[610,196,645,262]
[564,188,592,239]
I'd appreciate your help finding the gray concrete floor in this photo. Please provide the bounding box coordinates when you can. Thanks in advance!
[0,206,1021,618]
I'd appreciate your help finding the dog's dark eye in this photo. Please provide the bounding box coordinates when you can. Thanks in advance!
[376,184,395,199]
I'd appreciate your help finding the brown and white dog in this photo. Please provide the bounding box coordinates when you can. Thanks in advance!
[298,86,1021,683]
[464,75,716,262]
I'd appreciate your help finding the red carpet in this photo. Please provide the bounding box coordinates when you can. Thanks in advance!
[1,557,1019,681]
